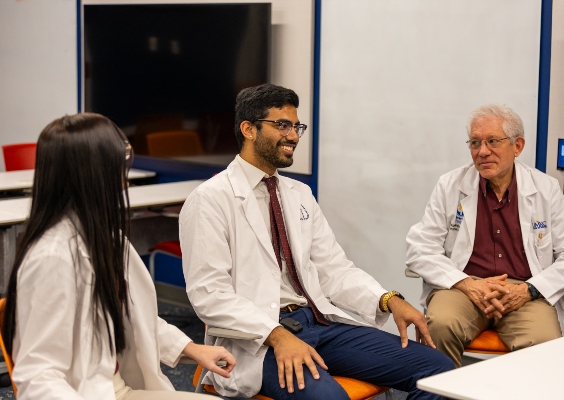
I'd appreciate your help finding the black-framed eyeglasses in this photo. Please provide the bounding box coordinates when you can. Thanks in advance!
[466,137,510,150]
[256,119,307,138]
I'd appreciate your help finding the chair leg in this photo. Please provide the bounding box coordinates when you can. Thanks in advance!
[195,367,208,393]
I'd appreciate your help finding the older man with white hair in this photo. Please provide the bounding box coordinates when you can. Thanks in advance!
[406,104,564,367]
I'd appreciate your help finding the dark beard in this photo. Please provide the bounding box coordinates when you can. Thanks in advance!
[254,129,295,169]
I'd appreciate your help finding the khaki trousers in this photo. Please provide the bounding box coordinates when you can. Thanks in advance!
[113,371,215,400]
[426,278,562,368]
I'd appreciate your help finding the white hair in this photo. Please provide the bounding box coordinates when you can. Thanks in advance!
[466,104,524,143]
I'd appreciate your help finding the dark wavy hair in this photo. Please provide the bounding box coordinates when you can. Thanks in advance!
[3,113,131,355]
[234,83,299,150]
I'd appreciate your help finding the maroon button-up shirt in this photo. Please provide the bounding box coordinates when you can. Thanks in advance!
[463,172,532,280]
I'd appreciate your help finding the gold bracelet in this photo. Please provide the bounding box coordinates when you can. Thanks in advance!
[380,291,405,313]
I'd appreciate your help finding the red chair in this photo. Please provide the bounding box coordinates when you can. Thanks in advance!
[2,143,37,171]
[148,240,182,281]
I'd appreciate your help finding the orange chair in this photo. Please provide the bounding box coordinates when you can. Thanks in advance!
[2,143,37,171]
[145,130,204,158]
[465,329,510,355]
[192,326,390,400]
[0,298,16,395]
[193,366,389,400]
[148,240,181,281]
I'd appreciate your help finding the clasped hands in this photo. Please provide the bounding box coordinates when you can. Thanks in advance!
[453,274,531,319]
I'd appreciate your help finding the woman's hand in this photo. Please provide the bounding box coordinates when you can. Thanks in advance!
[182,342,236,378]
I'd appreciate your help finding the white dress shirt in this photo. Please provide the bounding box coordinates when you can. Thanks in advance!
[236,155,307,308]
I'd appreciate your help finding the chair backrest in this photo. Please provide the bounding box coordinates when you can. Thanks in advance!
[2,143,37,171]
[0,298,16,394]
[145,130,204,158]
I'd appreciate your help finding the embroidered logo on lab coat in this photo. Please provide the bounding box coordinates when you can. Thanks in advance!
[450,205,464,231]
[300,205,309,221]
[533,220,547,230]
[533,220,547,241]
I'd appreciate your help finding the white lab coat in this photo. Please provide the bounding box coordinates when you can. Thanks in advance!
[406,161,564,334]
[180,158,389,398]
[12,217,191,400]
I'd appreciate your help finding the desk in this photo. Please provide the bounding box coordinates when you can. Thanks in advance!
[0,180,204,295]
[0,168,156,192]
[171,154,235,167]
[417,337,564,399]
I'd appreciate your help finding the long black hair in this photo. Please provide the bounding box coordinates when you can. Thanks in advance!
[3,113,131,355]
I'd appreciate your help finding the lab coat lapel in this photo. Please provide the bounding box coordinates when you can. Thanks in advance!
[515,161,536,248]
[278,178,304,275]
[459,167,479,250]
[226,161,278,266]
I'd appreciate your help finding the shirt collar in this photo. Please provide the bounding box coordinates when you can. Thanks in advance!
[479,168,517,200]
[236,154,280,189]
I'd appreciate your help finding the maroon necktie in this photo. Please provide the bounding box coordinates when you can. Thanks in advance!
[262,177,329,325]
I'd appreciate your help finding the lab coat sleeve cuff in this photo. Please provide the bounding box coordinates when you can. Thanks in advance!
[374,309,391,327]
[161,331,192,368]
[528,274,560,306]
[445,270,470,289]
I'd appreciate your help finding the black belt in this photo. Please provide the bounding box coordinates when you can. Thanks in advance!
[280,304,303,313]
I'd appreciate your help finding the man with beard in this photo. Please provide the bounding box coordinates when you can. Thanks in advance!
[180,83,453,400]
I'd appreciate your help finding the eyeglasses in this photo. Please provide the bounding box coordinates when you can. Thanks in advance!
[466,137,510,150]
[256,119,307,138]
[125,140,134,169]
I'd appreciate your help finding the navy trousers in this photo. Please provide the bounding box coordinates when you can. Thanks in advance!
[258,308,454,400]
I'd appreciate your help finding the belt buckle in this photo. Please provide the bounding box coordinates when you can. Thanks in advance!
[287,304,300,312]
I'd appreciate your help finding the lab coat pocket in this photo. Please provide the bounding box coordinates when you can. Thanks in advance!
[534,232,553,266]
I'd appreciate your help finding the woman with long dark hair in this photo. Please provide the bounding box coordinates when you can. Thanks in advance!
[2,113,234,399]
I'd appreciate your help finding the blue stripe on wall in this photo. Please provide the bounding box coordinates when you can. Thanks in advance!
[536,0,552,172]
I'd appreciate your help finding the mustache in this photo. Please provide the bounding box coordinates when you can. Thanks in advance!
[279,139,298,146]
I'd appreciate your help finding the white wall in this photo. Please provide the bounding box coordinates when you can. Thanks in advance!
[0,0,77,169]
[319,0,541,336]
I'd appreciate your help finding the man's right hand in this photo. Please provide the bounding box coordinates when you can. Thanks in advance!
[264,326,328,393]
[453,275,510,318]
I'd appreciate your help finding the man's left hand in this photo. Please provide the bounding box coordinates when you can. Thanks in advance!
[387,296,436,349]
[482,282,531,316]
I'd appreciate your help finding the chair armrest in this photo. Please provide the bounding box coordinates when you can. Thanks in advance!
[207,327,263,340]
[178,356,227,367]
[148,206,180,218]
[405,268,421,279]
[179,356,198,365]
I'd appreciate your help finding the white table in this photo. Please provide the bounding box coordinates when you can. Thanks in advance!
[0,180,204,294]
[417,337,564,399]
[0,168,156,192]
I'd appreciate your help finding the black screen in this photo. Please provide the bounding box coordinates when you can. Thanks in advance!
[83,3,271,156]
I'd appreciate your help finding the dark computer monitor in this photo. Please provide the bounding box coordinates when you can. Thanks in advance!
[558,139,564,170]
[83,3,271,157]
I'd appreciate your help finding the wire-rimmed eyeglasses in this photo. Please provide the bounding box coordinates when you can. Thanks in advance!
[256,119,307,138]
[125,140,134,170]
[466,137,510,150]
